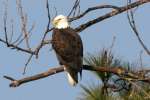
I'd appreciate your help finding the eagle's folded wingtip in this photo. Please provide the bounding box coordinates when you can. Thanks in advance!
[67,72,78,86]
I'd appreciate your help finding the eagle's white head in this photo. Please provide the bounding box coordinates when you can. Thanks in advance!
[52,15,69,29]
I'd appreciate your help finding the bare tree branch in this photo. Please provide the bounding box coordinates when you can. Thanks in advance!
[46,0,51,30]
[16,0,31,50]
[34,0,52,58]
[69,5,120,22]
[9,19,14,43]
[22,54,34,75]
[74,0,150,32]
[0,38,35,54]
[4,66,64,87]
[127,1,150,56]
[3,0,9,46]
[0,0,35,55]
[4,65,150,87]
[68,0,80,17]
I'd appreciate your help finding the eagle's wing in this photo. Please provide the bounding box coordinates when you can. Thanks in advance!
[52,27,83,86]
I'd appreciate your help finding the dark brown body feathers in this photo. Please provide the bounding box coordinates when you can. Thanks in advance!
[52,27,83,84]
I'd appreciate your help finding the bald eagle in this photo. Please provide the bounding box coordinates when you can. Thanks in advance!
[52,15,83,86]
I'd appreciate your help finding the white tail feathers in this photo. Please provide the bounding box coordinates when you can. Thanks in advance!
[67,73,77,86]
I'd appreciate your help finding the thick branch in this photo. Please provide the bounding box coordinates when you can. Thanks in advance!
[4,66,63,87]
[4,65,150,87]
[75,0,150,32]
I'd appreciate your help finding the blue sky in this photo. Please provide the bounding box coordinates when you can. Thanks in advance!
[0,0,150,100]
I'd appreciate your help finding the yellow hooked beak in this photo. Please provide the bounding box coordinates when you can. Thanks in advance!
[52,19,61,27]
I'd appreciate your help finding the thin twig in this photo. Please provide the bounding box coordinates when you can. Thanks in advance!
[16,22,35,46]
[17,0,31,50]
[23,54,34,75]
[9,19,14,43]
[16,30,33,46]
[127,1,150,56]
[35,27,53,58]
[34,0,52,58]
[68,0,80,17]
[46,0,51,31]
[53,6,58,17]
[4,0,9,46]
[69,4,120,22]
[109,36,116,52]
[0,38,35,54]
[139,50,143,67]
[12,33,23,44]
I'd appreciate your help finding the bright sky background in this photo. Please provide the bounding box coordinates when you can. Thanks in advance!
[0,0,150,100]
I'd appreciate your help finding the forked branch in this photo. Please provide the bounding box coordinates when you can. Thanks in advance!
[75,0,150,32]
